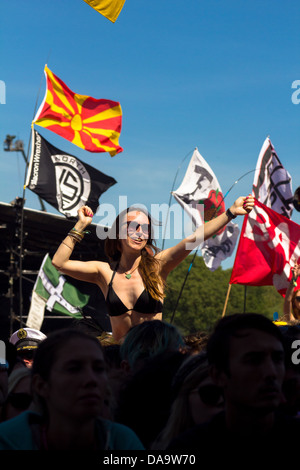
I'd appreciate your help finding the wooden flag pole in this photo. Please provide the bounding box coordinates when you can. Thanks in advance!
[222,283,232,317]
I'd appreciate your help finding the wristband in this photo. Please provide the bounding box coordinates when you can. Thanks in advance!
[226,208,237,220]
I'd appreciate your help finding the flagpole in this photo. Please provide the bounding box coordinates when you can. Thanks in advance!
[170,248,199,324]
[161,149,194,251]
[222,283,232,317]
[220,202,249,319]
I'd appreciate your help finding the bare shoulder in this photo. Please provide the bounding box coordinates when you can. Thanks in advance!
[154,243,188,278]
[96,260,115,281]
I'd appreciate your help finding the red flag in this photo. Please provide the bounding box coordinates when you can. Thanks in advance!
[230,199,300,296]
[33,66,123,156]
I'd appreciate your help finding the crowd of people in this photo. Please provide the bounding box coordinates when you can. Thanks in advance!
[0,197,300,457]
[1,312,300,456]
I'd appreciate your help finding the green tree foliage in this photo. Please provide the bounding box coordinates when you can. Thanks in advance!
[163,254,284,336]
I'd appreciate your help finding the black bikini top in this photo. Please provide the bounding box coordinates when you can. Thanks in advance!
[106,265,163,317]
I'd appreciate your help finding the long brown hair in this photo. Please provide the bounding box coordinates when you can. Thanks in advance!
[292,289,300,319]
[104,206,165,301]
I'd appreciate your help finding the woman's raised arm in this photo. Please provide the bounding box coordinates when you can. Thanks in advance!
[157,195,254,278]
[52,205,107,287]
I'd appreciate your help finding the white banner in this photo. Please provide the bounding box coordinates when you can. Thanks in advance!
[172,148,239,271]
[252,137,293,218]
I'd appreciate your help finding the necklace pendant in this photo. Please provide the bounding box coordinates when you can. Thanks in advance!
[125,273,131,279]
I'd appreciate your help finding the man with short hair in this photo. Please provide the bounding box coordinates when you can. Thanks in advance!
[167,313,300,455]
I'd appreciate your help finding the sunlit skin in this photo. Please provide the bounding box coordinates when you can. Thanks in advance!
[52,196,255,342]
[108,211,162,340]
[284,264,300,321]
[118,211,150,256]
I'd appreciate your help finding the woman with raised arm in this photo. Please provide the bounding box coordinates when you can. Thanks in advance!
[52,195,254,342]
[283,264,300,321]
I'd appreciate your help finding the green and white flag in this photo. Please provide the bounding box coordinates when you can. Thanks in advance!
[27,254,90,329]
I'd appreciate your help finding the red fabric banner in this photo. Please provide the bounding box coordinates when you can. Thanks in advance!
[230,199,300,296]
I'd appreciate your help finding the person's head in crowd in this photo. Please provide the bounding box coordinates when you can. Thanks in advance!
[119,320,185,372]
[206,313,285,428]
[31,329,108,421]
[9,328,47,368]
[1,367,32,421]
[152,351,224,449]
[115,350,185,448]
[0,328,145,450]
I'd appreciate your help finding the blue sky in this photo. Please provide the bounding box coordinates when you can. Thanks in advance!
[0,0,299,269]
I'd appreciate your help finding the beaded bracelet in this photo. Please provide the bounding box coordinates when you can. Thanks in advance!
[67,227,90,243]
[68,232,82,243]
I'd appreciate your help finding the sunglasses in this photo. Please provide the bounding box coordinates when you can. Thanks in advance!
[295,296,300,302]
[17,349,36,361]
[124,221,150,237]
[7,392,32,410]
[196,384,223,406]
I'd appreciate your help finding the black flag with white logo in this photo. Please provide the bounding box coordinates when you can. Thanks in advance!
[25,129,117,218]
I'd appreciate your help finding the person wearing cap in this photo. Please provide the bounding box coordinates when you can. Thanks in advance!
[9,328,47,368]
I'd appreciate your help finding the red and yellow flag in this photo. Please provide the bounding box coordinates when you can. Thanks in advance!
[83,0,126,23]
[33,66,123,156]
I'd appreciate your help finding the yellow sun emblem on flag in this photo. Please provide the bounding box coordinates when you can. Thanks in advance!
[33,66,123,157]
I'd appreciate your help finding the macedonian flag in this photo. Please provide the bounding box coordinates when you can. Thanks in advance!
[33,66,123,156]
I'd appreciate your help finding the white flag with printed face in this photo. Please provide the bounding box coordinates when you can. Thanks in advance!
[252,137,294,218]
[172,148,239,271]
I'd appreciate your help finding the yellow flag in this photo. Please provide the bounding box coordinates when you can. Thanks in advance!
[83,0,126,23]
